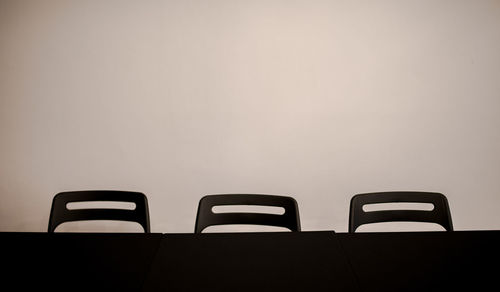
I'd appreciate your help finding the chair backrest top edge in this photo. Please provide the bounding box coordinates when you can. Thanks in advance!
[349,191,453,232]
[195,194,300,233]
[49,190,150,233]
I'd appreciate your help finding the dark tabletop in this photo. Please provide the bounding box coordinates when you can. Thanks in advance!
[142,231,358,291]
[2,232,163,292]
[336,231,500,292]
[2,230,499,292]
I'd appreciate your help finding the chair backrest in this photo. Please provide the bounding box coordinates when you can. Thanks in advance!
[349,191,453,232]
[48,190,150,233]
[195,194,301,233]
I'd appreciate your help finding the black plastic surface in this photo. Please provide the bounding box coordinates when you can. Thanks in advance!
[195,194,301,233]
[48,190,151,232]
[349,191,453,232]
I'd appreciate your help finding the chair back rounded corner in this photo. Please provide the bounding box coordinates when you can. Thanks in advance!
[48,190,151,233]
[349,191,453,233]
[194,194,301,233]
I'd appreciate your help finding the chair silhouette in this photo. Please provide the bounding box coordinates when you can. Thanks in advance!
[48,190,150,233]
[195,194,301,233]
[349,191,453,232]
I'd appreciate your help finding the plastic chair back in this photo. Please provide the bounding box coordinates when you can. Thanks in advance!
[48,190,150,232]
[349,191,453,232]
[195,194,301,233]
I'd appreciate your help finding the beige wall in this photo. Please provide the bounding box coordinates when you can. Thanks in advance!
[1,0,499,232]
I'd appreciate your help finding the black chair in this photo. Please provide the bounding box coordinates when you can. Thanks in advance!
[48,190,150,233]
[195,194,301,233]
[349,191,453,232]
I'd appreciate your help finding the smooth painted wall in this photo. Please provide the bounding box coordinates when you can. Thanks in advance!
[1,0,499,232]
